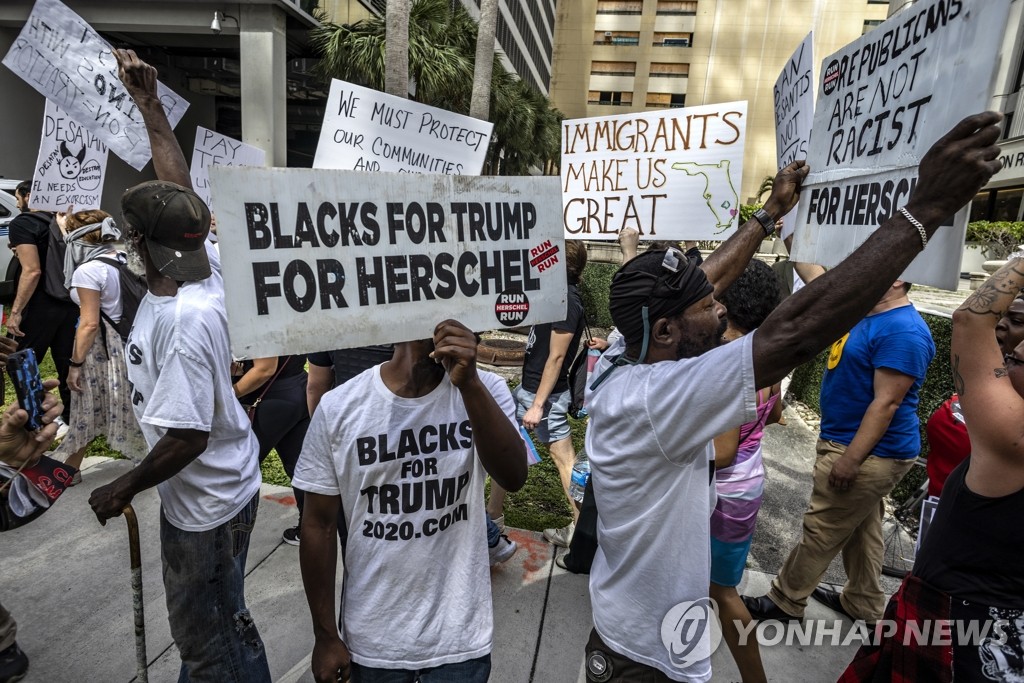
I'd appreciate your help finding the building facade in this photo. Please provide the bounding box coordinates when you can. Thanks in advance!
[549,0,890,202]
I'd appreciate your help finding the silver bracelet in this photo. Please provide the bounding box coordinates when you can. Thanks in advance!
[899,207,928,249]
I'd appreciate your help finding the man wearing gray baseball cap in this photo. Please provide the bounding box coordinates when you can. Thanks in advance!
[88,50,271,683]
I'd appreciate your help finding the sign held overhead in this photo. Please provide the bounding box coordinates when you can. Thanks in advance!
[30,99,108,212]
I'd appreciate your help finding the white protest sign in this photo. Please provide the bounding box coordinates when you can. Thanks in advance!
[29,99,108,212]
[561,102,747,241]
[774,32,814,239]
[190,127,266,209]
[209,168,566,358]
[3,0,189,170]
[792,0,1011,289]
[313,79,494,174]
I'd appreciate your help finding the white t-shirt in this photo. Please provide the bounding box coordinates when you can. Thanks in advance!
[293,365,520,669]
[125,243,261,531]
[70,252,123,322]
[585,333,757,682]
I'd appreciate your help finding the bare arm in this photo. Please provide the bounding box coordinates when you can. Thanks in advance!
[951,258,1024,496]
[307,363,335,416]
[753,112,1005,389]
[432,320,528,492]
[114,49,191,188]
[701,160,808,296]
[782,234,825,285]
[827,368,916,491]
[232,357,279,398]
[89,428,209,523]
[7,243,42,336]
[71,287,102,364]
[521,329,573,431]
[300,492,352,683]
[713,427,741,469]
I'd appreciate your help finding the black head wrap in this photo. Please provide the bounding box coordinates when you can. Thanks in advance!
[608,248,713,349]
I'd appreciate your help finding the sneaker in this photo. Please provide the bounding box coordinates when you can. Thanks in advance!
[488,534,517,565]
[282,526,300,546]
[555,553,570,571]
[543,522,575,548]
[0,642,29,683]
[490,514,505,534]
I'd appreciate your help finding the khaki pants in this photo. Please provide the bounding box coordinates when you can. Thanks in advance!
[769,439,914,621]
[0,600,15,652]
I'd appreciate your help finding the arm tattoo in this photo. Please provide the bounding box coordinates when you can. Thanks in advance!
[960,266,1024,317]
[953,354,966,396]
[995,367,1009,379]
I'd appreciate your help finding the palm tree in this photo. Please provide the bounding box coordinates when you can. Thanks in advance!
[469,0,499,121]
[311,0,564,175]
[384,0,410,97]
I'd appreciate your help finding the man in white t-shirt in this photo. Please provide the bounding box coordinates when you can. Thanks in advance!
[582,111,1005,682]
[87,50,271,682]
[294,320,528,683]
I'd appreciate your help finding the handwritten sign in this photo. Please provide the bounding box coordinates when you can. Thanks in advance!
[791,0,1011,289]
[774,32,814,239]
[29,99,108,212]
[561,102,747,241]
[190,127,266,209]
[313,79,494,175]
[2,0,189,170]
[208,168,566,358]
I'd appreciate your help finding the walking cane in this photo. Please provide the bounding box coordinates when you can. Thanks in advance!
[123,505,148,683]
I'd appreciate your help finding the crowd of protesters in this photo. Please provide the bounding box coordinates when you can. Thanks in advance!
[0,45,1021,683]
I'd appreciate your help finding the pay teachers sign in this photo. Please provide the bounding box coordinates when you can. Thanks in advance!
[209,169,566,358]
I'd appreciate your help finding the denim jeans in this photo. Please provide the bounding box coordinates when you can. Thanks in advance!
[161,493,271,683]
[351,654,491,683]
[486,512,501,547]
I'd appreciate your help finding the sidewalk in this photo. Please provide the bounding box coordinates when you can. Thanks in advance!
[2,403,882,682]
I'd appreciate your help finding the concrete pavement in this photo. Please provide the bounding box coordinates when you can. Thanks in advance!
[2,403,885,682]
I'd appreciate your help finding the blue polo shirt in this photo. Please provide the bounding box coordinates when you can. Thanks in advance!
[819,305,935,459]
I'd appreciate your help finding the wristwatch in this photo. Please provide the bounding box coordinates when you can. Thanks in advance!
[752,208,776,237]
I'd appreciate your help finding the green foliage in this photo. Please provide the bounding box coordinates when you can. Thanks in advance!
[579,262,617,329]
[739,203,763,225]
[964,221,1024,259]
[756,175,774,202]
[787,313,954,502]
[310,0,564,175]
[261,451,292,487]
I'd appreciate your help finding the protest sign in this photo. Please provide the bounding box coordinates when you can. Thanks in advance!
[313,79,494,175]
[791,0,1011,289]
[190,127,266,209]
[3,0,189,170]
[774,32,814,239]
[561,101,747,241]
[208,167,566,358]
[29,99,108,212]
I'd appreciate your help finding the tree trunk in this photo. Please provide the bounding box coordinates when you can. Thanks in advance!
[385,0,410,98]
[469,0,499,120]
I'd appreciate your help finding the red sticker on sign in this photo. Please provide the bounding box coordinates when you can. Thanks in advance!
[529,239,560,273]
[495,289,530,326]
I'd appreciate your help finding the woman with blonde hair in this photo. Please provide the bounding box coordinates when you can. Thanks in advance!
[52,208,146,478]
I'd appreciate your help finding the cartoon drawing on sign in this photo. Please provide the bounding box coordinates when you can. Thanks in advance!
[58,141,86,179]
[671,160,739,232]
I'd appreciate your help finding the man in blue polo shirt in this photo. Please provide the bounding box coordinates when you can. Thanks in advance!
[745,280,935,624]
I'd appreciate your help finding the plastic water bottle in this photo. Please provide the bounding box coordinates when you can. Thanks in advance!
[570,455,591,504]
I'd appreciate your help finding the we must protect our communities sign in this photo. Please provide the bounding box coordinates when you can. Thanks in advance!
[209,168,567,358]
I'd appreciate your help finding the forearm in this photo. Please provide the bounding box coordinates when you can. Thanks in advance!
[135,95,191,188]
[11,271,40,313]
[72,322,100,363]
[954,258,1024,328]
[530,355,565,408]
[841,401,898,463]
[233,369,275,398]
[307,383,329,417]
[461,378,527,491]
[792,260,825,284]
[754,213,925,387]
[117,432,205,496]
[300,513,340,640]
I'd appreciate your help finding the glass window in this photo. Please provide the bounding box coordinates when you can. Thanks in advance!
[670,93,686,108]
[597,0,643,14]
[591,61,637,76]
[650,62,689,77]
[969,191,993,223]
[654,32,693,47]
[993,188,1024,222]
[589,91,633,106]
[863,19,883,34]
[595,31,641,45]
[656,1,698,15]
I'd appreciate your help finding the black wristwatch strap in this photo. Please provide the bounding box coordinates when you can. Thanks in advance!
[753,208,775,237]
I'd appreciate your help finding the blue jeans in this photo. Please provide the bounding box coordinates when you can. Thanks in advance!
[486,512,501,547]
[160,493,271,683]
[351,654,491,682]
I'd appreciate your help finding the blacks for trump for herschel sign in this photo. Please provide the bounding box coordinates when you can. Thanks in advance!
[209,168,567,358]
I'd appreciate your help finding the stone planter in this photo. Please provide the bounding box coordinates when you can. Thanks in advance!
[960,242,989,275]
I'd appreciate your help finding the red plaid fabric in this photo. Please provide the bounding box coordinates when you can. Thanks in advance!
[837,575,953,682]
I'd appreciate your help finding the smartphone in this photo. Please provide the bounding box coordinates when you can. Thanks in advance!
[7,349,46,431]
